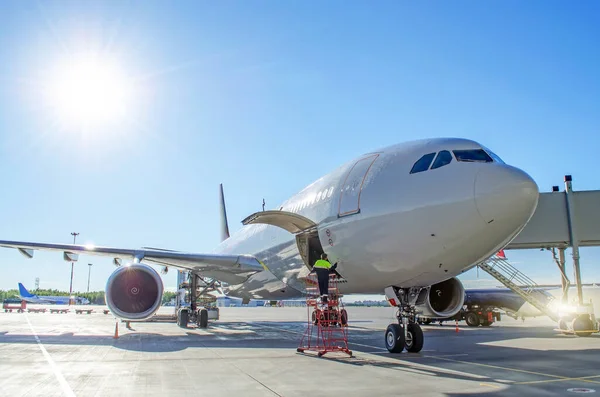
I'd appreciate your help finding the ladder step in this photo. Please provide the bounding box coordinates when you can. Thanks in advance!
[480,257,559,322]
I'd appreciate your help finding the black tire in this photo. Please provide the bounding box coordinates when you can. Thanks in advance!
[572,315,594,337]
[198,309,209,328]
[558,318,569,334]
[465,312,479,327]
[405,323,424,353]
[340,309,348,326]
[385,324,405,353]
[178,309,189,328]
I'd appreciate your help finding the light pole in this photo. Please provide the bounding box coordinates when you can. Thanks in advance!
[69,232,79,305]
[87,263,92,293]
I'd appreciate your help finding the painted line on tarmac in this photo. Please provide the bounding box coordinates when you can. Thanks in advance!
[480,383,501,389]
[25,314,76,397]
[515,375,600,386]
[426,355,600,385]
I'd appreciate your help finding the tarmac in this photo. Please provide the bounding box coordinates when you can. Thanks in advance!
[1,305,600,396]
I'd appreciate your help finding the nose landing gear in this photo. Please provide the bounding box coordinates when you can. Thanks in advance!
[384,286,425,353]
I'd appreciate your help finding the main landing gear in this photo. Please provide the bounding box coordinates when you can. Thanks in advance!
[384,286,425,353]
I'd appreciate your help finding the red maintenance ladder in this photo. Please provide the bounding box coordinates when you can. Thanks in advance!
[297,273,352,357]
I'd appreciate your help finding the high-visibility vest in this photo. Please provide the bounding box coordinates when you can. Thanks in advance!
[313,259,332,269]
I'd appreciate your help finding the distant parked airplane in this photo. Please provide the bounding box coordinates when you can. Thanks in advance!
[18,283,90,305]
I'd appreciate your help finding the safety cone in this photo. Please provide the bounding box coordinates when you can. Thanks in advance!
[113,321,119,339]
[455,319,459,333]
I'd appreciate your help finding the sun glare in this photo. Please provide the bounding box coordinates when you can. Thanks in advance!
[46,53,133,127]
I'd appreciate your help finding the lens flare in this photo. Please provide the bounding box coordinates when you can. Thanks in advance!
[45,52,133,127]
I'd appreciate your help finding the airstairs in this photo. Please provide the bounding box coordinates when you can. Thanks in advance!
[479,254,560,322]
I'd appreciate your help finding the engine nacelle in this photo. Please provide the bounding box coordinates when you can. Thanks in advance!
[415,277,465,318]
[105,263,164,321]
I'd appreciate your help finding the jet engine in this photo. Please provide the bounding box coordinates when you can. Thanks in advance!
[415,277,465,318]
[105,263,164,321]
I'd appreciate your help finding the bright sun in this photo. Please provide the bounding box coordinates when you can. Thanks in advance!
[46,53,133,127]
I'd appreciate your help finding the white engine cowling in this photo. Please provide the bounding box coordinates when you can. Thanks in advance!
[105,263,164,321]
[415,277,465,318]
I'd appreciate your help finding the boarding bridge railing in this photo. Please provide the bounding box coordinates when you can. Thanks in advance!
[479,255,560,322]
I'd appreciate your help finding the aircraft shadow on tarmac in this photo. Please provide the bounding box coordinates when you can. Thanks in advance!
[2,321,600,395]
[302,353,511,396]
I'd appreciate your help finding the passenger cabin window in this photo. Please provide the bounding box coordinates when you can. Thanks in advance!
[453,149,493,163]
[410,152,436,174]
[431,150,453,170]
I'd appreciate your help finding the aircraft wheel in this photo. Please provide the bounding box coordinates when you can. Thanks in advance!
[465,312,479,327]
[558,318,570,334]
[385,324,405,353]
[572,315,594,337]
[340,309,348,326]
[405,323,424,353]
[178,309,189,329]
[198,308,209,328]
[558,318,568,330]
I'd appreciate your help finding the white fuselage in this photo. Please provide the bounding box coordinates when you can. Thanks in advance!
[211,138,539,302]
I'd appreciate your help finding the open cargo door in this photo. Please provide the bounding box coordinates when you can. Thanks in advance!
[242,210,323,270]
[242,210,317,234]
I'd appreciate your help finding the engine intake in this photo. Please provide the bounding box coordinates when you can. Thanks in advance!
[105,263,164,320]
[415,277,465,318]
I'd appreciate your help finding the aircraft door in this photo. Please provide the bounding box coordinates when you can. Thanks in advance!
[242,210,324,269]
[338,154,379,217]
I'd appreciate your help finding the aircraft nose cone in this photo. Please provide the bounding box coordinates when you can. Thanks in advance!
[475,165,539,225]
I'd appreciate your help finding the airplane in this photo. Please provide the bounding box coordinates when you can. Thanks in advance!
[0,137,539,353]
[17,282,90,305]
[417,284,600,327]
[416,287,548,326]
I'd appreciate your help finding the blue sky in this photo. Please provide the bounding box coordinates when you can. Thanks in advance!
[0,1,599,296]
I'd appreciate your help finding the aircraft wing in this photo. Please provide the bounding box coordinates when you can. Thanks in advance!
[0,240,266,285]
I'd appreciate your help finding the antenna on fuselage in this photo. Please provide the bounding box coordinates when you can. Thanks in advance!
[262,198,265,211]
[219,184,230,242]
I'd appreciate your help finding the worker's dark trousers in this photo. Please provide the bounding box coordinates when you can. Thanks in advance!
[315,268,330,296]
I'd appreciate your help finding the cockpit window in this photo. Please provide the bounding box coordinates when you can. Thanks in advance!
[431,150,453,170]
[453,149,493,163]
[410,152,436,174]
[481,146,505,164]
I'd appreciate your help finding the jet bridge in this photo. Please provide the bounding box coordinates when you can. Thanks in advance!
[485,175,600,336]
